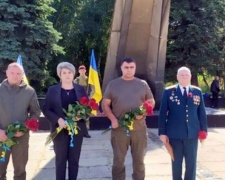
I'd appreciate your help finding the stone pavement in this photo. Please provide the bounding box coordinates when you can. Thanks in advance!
[6,128,225,180]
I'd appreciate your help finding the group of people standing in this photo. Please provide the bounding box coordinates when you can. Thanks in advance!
[0,57,208,180]
[102,58,207,180]
[0,62,93,180]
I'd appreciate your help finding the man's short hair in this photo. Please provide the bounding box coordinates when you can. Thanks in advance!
[177,66,191,75]
[120,57,136,66]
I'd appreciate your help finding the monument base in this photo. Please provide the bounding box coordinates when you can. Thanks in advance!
[39,108,225,131]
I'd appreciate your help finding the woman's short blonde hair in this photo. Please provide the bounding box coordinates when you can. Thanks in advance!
[57,62,76,77]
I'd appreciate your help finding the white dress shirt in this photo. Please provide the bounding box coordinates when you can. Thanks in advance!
[179,85,190,96]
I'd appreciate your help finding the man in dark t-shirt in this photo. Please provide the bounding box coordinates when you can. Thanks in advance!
[102,57,155,180]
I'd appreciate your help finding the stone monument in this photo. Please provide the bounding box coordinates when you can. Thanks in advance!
[102,0,171,108]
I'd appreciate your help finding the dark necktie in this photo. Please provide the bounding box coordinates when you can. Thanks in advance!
[183,87,188,101]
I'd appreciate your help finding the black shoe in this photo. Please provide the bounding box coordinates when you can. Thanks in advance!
[84,134,91,138]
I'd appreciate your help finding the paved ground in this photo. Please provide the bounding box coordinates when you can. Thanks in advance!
[205,107,225,115]
[6,128,225,180]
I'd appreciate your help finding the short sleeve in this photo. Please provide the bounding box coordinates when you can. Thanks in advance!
[103,83,112,100]
[142,80,153,99]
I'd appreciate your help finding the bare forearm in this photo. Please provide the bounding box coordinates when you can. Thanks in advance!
[102,104,118,123]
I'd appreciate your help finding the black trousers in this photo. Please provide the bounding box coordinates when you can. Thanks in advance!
[211,92,219,107]
[53,121,84,180]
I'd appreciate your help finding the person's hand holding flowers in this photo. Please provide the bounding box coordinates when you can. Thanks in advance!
[0,130,7,142]
[198,130,207,146]
[102,101,154,135]
[111,119,119,129]
[58,118,67,128]
[75,116,82,121]
[45,97,99,147]
[0,119,39,162]
[14,132,24,138]
[135,115,144,120]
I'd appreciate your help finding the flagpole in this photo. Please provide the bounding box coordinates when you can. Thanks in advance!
[17,55,29,84]
[88,49,102,115]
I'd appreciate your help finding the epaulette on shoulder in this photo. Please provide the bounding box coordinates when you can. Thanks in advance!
[165,85,176,90]
[190,85,201,91]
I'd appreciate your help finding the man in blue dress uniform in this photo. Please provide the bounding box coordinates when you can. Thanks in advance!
[158,66,207,180]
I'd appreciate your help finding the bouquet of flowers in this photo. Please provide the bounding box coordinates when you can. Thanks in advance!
[102,101,153,135]
[25,118,39,132]
[45,97,98,147]
[70,97,98,120]
[198,130,207,146]
[0,119,39,162]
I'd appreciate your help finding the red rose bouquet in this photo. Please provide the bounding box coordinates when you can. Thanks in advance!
[0,119,39,162]
[133,101,154,117]
[45,97,99,147]
[25,118,39,132]
[120,101,153,135]
[102,101,153,135]
[73,97,98,120]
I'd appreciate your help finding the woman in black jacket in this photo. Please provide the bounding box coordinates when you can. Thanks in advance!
[42,62,88,180]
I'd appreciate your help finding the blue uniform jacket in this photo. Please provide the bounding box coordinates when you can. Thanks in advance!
[158,84,207,139]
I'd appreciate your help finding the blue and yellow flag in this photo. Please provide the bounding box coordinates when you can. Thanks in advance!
[88,49,102,114]
[17,55,29,84]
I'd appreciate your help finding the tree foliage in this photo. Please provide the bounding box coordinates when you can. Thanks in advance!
[0,0,64,93]
[3,0,225,94]
[166,0,225,86]
[50,0,114,83]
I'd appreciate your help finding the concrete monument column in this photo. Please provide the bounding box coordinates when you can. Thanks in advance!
[102,0,171,108]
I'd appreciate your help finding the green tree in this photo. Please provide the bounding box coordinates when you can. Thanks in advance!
[166,0,225,86]
[0,0,64,94]
[50,0,114,83]
[47,0,83,81]
[76,0,114,82]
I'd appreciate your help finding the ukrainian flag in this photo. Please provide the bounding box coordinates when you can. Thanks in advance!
[88,49,102,114]
[17,55,29,84]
